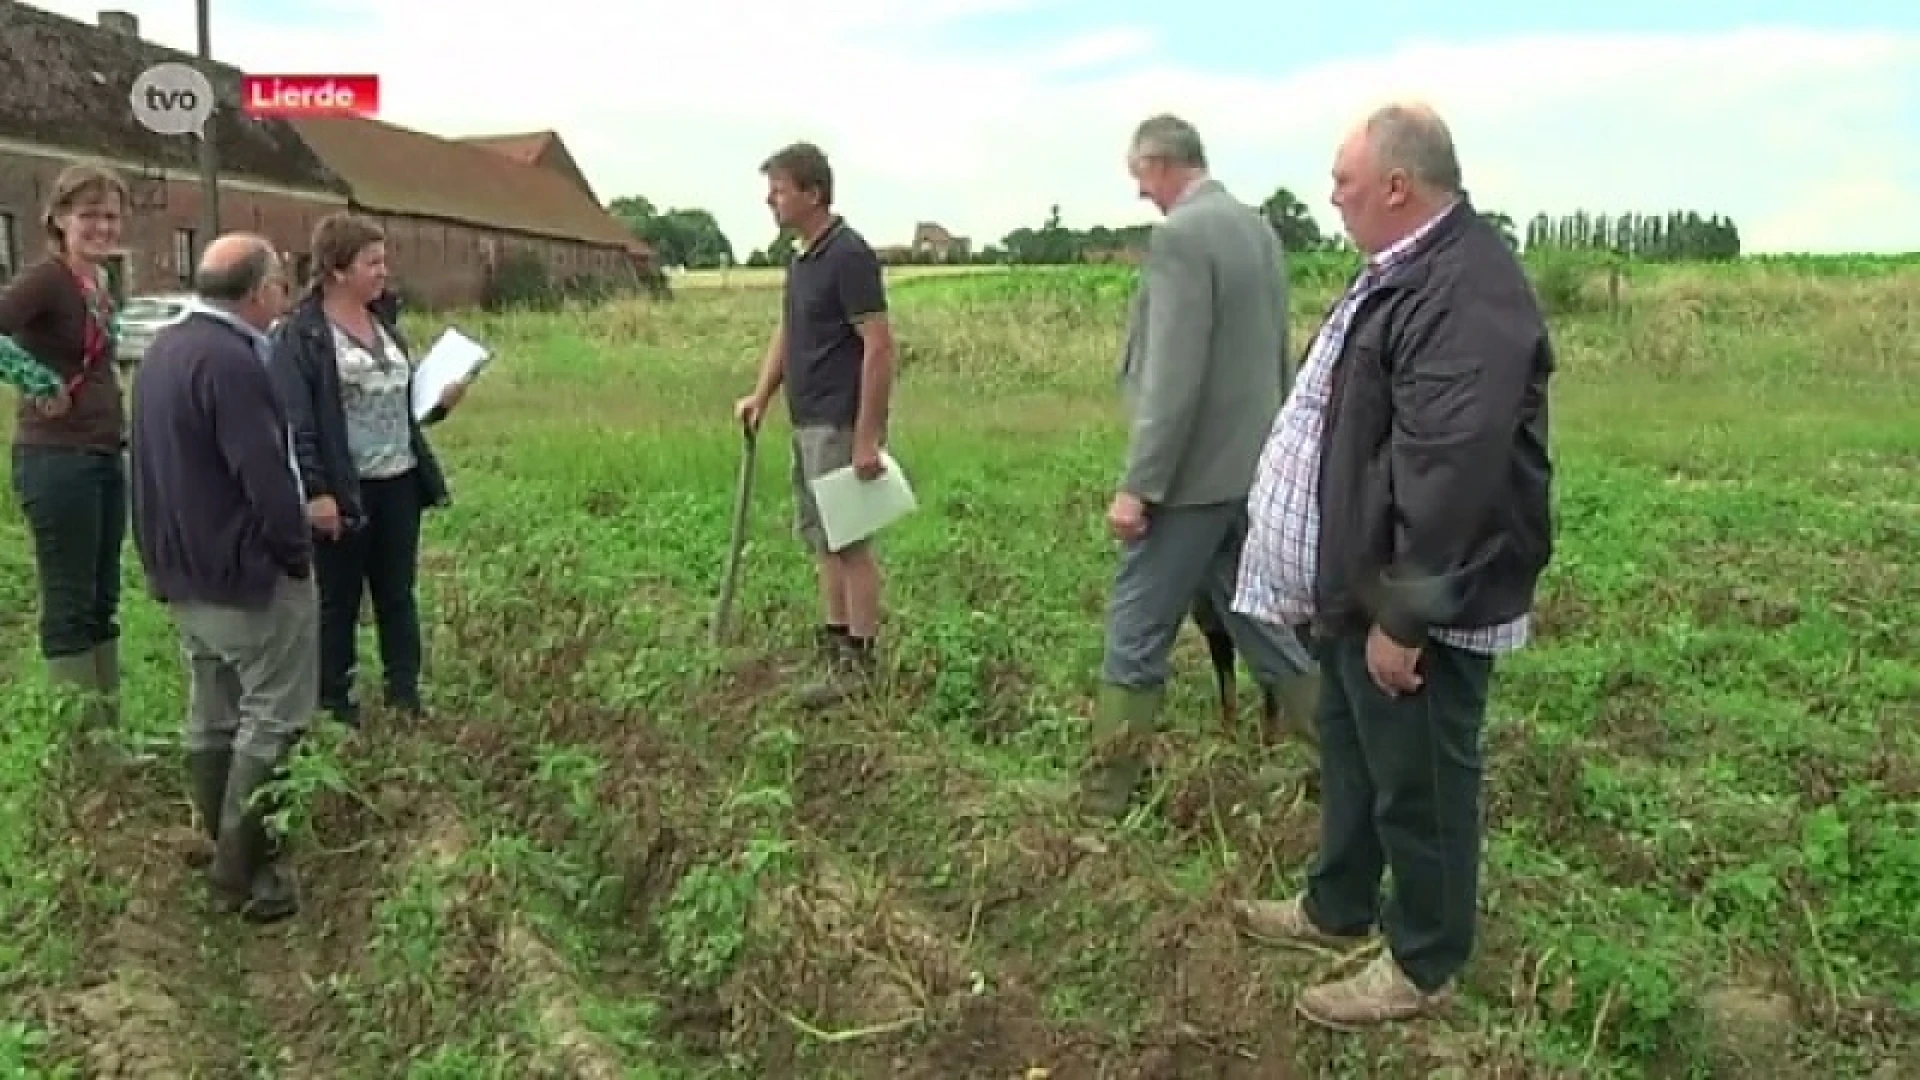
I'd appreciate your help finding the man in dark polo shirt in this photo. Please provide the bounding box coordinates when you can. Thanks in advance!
[734,141,896,709]
[130,232,313,924]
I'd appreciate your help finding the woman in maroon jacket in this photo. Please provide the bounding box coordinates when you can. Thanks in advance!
[0,164,130,730]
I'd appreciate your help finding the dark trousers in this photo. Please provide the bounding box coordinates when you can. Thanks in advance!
[314,474,423,713]
[11,445,125,659]
[1302,631,1494,992]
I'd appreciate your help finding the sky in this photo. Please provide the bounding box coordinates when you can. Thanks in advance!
[34,0,1920,257]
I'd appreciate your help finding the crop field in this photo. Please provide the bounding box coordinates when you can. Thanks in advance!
[1,255,1916,1078]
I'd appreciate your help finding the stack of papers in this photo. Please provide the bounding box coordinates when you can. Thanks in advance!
[809,451,919,552]
[412,327,492,421]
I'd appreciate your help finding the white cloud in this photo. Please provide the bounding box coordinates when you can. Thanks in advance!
[34,2,1920,255]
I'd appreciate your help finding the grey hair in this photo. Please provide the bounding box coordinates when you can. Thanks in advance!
[194,240,274,304]
[1130,113,1207,168]
[1364,103,1462,194]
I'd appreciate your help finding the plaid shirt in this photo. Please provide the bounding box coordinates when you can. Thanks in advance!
[1232,207,1530,654]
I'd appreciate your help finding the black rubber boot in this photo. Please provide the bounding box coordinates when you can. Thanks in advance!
[207,753,299,923]
[1202,627,1239,727]
[183,749,231,868]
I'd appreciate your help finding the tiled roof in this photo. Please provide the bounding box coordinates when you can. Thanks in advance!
[460,128,600,206]
[0,1,344,193]
[288,116,633,248]
[457,131,553,165]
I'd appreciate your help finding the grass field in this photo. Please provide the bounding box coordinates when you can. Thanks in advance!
[674,262,1003,290]
[1,255,1916,1079]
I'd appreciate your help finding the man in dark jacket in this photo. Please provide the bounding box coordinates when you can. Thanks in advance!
[130,233,311,923]
[1227,102,1555,1029]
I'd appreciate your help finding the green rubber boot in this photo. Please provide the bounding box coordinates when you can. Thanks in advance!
[46,652,97,696]
[47,651,117,741]
[1076,683,1165,820]
[90,640,122,731]
[1266,672,1322,753]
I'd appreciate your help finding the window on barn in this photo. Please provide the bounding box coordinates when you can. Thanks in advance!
[0,213,16,282]
[173,228,195,286]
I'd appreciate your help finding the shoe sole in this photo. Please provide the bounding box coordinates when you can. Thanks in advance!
[1293,993,1446,1033]
[1232,907,1372,953]
[1240,925,1371,953]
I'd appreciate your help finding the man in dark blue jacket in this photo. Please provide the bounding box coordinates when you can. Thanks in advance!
[1230,103,1555,1030]
[130,233,312,924]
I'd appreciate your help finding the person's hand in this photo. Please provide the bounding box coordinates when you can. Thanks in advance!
[1365,624,1424,697]
[734,393,766,433]
[33,387,71,418]
[437,379,467,413]
[853,439,885,481]
[307,496,341,539]
[1107,491,1148,543]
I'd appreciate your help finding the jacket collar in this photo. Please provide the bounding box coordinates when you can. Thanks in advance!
[187,302,272,357]
[286,288,398,338]
[1171,174,1223,210]
[1369,195,1477,292]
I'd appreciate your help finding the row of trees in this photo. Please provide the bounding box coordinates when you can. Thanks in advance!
[973,189,1742,265]
[607,195,735,269]
[1522,211,1741,261]
[602,186,1742,272]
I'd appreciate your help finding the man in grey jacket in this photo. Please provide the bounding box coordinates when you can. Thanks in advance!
[1078,114,1319,818]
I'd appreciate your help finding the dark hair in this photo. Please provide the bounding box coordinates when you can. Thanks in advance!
[42,164,129,254]
[309,211,385,290]
[759,142,834,207]
[194,240,275,303]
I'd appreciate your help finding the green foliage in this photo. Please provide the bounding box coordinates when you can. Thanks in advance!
[0,256,1915,1077]
[1526,248,1624,317]
[657,834,794,993]
[481,250,562,312]
[480,251,655,312]
[609,195,736,269]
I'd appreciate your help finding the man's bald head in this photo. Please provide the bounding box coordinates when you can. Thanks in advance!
[1331,100,1465,255]
[194,233,277,305]
[1358,101,1461,196]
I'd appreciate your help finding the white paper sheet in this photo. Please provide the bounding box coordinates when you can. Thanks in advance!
[412,327,491,421]
[809,451,918,552]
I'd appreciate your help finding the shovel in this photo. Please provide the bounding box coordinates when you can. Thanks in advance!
[710,418,759,646]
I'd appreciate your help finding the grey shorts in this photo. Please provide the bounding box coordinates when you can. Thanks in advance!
[790,424,858,554]
[787,422,890,553]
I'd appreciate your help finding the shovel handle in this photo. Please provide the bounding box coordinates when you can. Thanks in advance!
[711,420,760,646]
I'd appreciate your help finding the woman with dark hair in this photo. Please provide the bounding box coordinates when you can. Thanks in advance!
[0,163,130,729]
[269,212,466,726]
